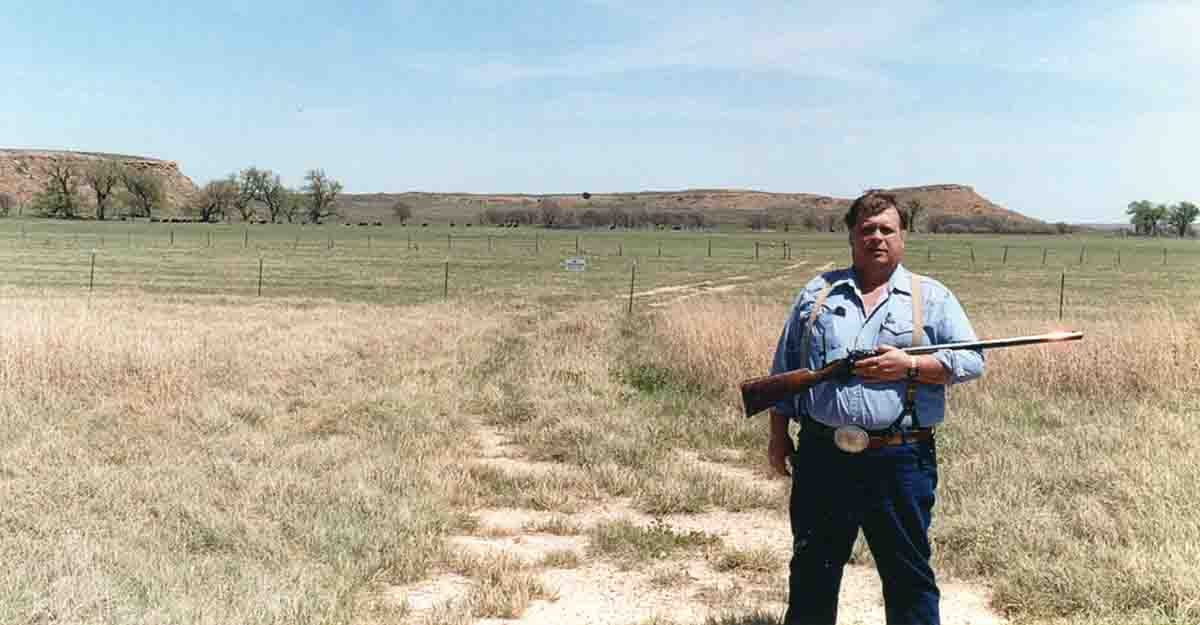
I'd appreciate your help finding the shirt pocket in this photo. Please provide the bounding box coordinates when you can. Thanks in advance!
[879,314,915,349]
[809,308,845,365]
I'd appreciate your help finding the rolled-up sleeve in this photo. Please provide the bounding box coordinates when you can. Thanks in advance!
[931,291,985,384]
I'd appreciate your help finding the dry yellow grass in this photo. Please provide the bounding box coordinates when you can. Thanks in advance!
[4,269,1196,624]
[0,294,508,624]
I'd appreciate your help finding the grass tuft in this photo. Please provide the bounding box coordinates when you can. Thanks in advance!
[587,518,721,567]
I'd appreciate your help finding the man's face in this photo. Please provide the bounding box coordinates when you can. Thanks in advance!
[850,207,905,273]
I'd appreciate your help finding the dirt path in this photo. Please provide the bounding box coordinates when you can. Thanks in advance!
[624,261,834,309]
[385,424,1006,625]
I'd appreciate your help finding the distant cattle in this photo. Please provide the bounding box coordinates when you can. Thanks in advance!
[373,221,383,226]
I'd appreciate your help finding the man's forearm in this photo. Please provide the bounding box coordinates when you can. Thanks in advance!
[912,354,952,384]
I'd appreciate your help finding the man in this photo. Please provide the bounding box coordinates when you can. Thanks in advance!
[767,190,984,625]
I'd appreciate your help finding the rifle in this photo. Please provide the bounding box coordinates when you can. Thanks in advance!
[739,331,1083,417]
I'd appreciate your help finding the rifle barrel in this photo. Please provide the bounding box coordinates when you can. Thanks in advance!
[903,331,1083,355]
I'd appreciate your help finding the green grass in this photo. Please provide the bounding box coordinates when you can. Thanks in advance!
[3,220,1192,312]
[588,518,722,567]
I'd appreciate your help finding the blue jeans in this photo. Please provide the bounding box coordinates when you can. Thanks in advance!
[785,433,940,625]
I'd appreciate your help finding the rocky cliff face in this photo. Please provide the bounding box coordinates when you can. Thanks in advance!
[0,149,198,212]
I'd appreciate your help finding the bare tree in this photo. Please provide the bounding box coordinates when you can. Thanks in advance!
[33,158,82,218]
[748,212,773,231]
[82,160,122,220]
[302,169,342,224]
[539,198,564,227]
[241,167,287,222]
[121,167,163,218]
[392,200,413,224]
[195,179,239,223]
[231,171,258,222]
[905,199,926,233]
[772,205,796,232]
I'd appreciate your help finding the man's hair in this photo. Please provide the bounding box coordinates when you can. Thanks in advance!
[844,189,908,231]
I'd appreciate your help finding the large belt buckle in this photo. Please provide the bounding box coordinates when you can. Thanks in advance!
[833,425,870,454]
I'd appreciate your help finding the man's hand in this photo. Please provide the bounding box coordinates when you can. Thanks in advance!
[854,344,913,382]
[768,431,795,477]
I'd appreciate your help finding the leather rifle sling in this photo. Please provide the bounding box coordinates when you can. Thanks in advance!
[905,273,924,427]
[796,282,835,417]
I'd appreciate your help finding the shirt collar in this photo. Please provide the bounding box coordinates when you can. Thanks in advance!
[889,264,914,296]
[844,263,912,296]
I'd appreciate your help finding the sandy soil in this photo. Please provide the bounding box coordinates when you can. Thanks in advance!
[379,423,1006,625]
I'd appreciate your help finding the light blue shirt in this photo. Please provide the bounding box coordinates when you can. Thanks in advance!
[770,264,984,429]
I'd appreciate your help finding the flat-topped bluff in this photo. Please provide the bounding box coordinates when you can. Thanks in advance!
[342,184,1042,227]
[0,149,198,208]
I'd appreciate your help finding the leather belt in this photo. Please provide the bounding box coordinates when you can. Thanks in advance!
[802,419,933,450]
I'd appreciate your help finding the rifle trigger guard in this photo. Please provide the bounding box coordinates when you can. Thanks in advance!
[834,425,870,454]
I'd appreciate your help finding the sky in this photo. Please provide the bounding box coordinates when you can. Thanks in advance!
[2,1,1196,223]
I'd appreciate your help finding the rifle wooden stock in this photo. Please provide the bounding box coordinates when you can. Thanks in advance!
[739,331,1083,418]
[739,362,844,418]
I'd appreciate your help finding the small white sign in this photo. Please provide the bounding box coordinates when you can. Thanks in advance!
[563,256,587,272]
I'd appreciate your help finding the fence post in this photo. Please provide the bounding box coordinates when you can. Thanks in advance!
[244,229,248,248]
[1078,245,1085,265]
[1002,245,1008,264]
[170,230,174,247]
[627,263,636,315]
[1042,248,1047,266]
[208,231,212,248]
[927,246,931,262]
[368,235,372,250]
[536,234,540,254]
[708,238,712,257]
[488,236,493,253]
[618,243,622,257]
[575,235,580,254]
[257,258,264,296]
[1163,247,1167,265]
[89,251,96,292]
[447,233,452,251]
[1059,271,1066,320]
[443,261,450,299]
[755,241,760,260]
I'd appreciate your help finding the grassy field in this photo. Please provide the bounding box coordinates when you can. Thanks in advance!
[0,218,1198,624]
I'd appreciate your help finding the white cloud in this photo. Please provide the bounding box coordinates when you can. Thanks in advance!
[438,2,941,88]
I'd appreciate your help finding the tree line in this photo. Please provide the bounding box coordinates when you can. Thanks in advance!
[476,198,710,229]
[5,157,167,220]
[1126,200,1198,237]
[193,167,342,224]
[0,157,345,224]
